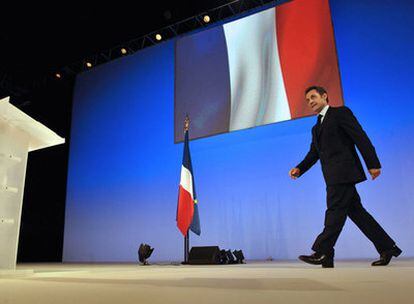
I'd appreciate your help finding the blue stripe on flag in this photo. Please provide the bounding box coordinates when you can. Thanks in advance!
[175,26,231,142]
[183,130,201,235]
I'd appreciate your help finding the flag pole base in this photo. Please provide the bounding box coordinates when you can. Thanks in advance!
[184,232,190,264]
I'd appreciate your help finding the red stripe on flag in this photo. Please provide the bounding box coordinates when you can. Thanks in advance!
[276,0,343,118]
[177,185,194,236]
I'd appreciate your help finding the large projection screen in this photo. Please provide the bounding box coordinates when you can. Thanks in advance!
[174,0,343,142]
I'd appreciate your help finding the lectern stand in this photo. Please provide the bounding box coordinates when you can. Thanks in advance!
[0,96,65,270]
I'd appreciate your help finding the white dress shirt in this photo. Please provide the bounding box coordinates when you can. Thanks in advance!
[319,105,330,123]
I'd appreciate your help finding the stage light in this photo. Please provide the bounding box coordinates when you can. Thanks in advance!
[138,243,154,265]
[203,15,211,23]
[226,250,237,264]
[155,34,162,41]
[86,62,93,68]
[219,249,229,264]
[55,73,62,79]
[121,48,127,55]
[233,250,245,264]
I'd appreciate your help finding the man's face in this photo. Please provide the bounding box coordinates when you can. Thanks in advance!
[305,89,328,113]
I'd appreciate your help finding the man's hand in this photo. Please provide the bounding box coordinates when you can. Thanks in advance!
[289,168,301,180]
[369,168,381,180]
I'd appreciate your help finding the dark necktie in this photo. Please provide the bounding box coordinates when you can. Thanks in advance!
[316,114,323,135]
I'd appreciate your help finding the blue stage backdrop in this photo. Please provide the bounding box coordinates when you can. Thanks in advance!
[63,0,414,262]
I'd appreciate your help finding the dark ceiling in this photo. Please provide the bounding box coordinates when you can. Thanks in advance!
[0,1,232,95]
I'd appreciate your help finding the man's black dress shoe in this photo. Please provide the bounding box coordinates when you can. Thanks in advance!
[298,252,334,268]
[372,245,402,266]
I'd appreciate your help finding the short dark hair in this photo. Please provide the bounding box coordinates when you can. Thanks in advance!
[305,86,329,103]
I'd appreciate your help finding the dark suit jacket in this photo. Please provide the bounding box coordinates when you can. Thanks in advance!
[296,106,381,185]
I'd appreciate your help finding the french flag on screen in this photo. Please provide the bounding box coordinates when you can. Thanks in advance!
[175,0,343,142]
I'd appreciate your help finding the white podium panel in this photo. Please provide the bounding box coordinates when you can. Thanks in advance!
[0,96,65,270]
[0,124,29,269]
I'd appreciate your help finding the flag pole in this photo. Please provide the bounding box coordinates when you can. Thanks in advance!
[184,230,190,264]
[182,115,191,264]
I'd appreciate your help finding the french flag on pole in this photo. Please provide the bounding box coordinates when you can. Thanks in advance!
[177,126,200,236]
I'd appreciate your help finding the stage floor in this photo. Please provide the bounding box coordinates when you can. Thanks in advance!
[1,259,413,304]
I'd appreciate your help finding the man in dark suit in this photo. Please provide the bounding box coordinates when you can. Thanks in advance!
[289,86,401,268]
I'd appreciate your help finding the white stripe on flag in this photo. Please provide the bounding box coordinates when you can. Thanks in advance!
[180,165,193,198]
[223,7,291,131]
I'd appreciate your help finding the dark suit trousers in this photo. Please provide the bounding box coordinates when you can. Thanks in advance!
[312,183,395,255]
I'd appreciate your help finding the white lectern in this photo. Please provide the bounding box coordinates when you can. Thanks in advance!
[0,96,65,270]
